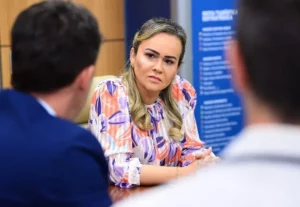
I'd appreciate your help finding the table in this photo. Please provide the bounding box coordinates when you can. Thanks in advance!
[109,185,154,203]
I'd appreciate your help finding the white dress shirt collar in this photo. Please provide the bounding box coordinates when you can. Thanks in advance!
[37,98,56,116]
[223,123,300,159]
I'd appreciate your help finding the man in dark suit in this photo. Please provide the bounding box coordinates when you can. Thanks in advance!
[0,1,112,206]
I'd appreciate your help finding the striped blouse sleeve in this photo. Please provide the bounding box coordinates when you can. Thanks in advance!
[172,76,205,167]
[88,79,142,188]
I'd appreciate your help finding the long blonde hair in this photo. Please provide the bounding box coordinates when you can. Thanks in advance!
[122,18,187,142]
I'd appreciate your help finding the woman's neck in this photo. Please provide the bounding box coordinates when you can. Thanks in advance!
[142,95,159,105]
[136,82,159,105]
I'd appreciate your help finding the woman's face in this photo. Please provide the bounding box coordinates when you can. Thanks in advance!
[130,32,182,103]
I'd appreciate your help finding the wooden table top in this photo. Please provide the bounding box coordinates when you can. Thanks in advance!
[109,185,154,203]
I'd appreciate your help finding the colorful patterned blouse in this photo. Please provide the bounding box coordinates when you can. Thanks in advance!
[88,75,204,188]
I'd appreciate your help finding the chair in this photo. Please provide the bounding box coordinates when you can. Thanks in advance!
[74,75,117,127]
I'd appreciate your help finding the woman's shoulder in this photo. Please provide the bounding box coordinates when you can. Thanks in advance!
[91,76,129,112]
[94,75,123,88]
[93,76,127,95]
[172,75,197,100]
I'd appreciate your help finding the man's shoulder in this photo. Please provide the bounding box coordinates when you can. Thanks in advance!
[43,117,97,143]
[0,91,97,147]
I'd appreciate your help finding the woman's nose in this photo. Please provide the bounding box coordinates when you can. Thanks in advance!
[152,61,163,73]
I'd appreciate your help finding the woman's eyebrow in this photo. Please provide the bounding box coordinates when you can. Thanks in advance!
[145,48,177,60]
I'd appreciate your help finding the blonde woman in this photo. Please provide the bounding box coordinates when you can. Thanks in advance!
[89,18,217,188]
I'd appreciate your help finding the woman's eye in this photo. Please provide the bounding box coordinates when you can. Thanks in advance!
[165,59,174,65]
[146,53,155,59]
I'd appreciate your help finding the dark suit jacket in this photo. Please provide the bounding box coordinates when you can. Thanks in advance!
[0,90,112,207]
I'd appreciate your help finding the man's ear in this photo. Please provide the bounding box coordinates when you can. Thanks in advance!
[76,65,95,91]
[226,40,249,94]
[130,48,135,66]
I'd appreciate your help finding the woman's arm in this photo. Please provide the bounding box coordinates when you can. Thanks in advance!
[107,153,199,188]
[140,146,215,185]
[140,159,202,185]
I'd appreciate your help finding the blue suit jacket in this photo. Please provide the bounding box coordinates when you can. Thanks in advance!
[0,90,112,207]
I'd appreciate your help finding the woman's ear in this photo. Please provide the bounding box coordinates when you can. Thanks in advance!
[130,48,135,66]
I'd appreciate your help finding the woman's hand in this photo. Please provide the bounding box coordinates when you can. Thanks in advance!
[194,147,213,160]
[195,155,221,168]
[183,147,221,174]
[195,147,221,163]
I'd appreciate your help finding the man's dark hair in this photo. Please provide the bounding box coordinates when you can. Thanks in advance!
[11,0,101,93]
[237,0,300,122]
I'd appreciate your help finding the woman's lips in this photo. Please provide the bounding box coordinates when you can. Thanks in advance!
[149,76,162,82]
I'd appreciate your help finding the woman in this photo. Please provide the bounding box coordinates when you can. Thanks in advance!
[88,17,218,188]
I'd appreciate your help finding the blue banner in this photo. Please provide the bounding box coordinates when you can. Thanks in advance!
[191,0,243,155]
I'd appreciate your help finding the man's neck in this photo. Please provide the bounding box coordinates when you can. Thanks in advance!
[244,96,281,127]
[31,90,74,121]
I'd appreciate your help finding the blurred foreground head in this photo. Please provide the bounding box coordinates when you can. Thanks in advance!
[228,0,300,123]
